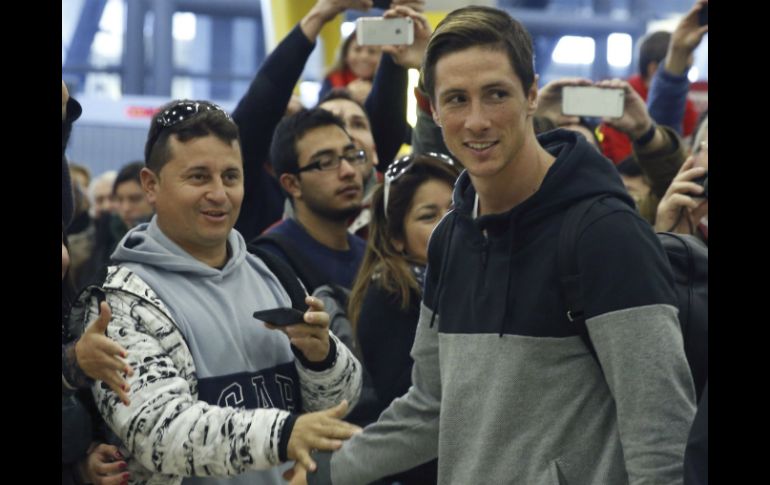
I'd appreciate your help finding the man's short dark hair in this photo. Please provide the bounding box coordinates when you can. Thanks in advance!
[269,108,349,178]
[638,31,671,79]
[421,6,535,103]
[144,99,240,174]
[113,161,144,196]
[317,88,366,112]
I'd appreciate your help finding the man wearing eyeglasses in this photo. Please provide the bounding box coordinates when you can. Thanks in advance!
[258,108,368,292]
[73,100,364,485]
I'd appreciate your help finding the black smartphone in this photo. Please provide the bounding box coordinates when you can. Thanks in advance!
[698,4,708,26]
[373,0,391,9]
[691,173,708,199]
[253,307,306,326]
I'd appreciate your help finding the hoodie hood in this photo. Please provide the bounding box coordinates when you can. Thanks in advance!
[451,129,634,226]
[428,129,635,334]
[112,216,248,278]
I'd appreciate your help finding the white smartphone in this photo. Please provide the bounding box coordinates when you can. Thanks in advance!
[356,17,414,46]
[561,86,625,118]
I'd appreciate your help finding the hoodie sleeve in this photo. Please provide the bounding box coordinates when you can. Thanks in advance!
[307,302,442,485]
[90,270,293,477]
[577,201,696,484]
[293,331,363,414]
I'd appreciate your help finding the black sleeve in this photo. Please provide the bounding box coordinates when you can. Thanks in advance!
[318,76,333,101]
[365,54,409,171]
[232,25,316,241]
[577,199,678,319]
[356,282,420,406]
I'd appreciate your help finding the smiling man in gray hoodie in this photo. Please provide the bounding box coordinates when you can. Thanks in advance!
[72,99,363,485]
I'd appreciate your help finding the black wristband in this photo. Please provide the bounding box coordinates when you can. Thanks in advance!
[278,413,298,462]
[634,123,656,146]
[292,337,337,371]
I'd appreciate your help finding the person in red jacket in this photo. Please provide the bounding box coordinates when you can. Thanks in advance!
[600,30,699,164]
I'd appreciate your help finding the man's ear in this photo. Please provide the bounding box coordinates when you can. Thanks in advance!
[279,173,302,199]
[140,168,159,205]
[431,102,442,128]
[526,75,539,115]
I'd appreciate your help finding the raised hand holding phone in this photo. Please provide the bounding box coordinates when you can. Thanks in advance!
[257,296,331,362]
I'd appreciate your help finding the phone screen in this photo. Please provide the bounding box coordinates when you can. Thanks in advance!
[562,86,625,119]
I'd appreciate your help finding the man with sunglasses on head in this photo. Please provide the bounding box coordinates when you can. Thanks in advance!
[258,108,368,293]
[293,6,696,485]
[71,100,363,485]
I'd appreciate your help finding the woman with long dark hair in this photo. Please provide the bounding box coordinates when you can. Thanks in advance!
[348,153,460,484]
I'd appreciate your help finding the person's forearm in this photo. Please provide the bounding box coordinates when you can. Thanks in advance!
[296,333,363,413]
[647,68,690,135]
[366,54,409,170]
[635,125,686,199]
[664,46,691,76]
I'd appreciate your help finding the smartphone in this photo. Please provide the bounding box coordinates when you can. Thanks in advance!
[562,86,625,119]
[698,4,708,26]
[373,0,391,8]
[253,307,306,327]
[356,17,414,46]
[691,173,708,199]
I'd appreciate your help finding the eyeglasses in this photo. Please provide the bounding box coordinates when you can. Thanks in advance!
[383,152,458,217]
[296,148,368,174]
[147,100,232,158]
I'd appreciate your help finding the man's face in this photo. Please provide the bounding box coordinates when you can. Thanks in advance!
[290,125,364,222]
[143,135,244,258]
[319,98,377,181]
[91,178,115,218]
[431,46,537,181]
[115,180,153,228]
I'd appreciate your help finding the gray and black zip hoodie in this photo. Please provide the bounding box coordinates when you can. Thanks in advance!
[308,129,696,485]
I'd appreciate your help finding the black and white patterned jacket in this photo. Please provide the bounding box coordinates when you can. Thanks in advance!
[72,266,362,485]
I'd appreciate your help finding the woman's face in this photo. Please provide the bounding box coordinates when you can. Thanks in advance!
[395,179,454,265]
[346,39,381,80]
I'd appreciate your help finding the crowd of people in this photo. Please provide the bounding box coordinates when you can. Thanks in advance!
[62,1,708,484]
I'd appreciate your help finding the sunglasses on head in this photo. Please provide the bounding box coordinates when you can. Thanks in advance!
[383,152,457,218]
[147,100,232,155]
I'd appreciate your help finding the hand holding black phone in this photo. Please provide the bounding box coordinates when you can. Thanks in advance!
[253,307,306,326]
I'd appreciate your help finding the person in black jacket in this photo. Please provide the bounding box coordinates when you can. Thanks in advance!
[62,81,133,485]
[232,0,424,242]
[347,154,460,484]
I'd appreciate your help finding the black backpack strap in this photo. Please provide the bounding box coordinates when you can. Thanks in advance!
[249,231,328,293]
[557,195,609,361]
[247,242,310,311]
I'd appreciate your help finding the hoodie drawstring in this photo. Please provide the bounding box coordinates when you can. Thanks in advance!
[429,214,458,328]
[499,217,518,338]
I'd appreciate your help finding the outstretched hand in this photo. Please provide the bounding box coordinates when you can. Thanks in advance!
[287,400,361,472]
[76,301,134,405]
